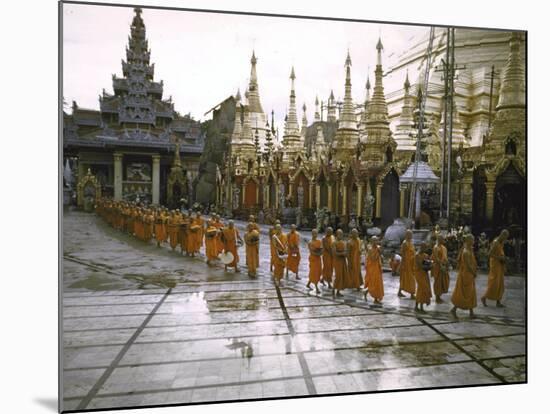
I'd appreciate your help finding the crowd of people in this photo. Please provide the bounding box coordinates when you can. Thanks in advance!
[95,197,511,319]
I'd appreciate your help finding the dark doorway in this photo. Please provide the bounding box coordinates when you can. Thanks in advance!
[381,169,400,228]
[472,167,487,234]
[493,164,526,236]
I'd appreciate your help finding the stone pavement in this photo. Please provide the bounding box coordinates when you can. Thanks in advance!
[62,210,526,412]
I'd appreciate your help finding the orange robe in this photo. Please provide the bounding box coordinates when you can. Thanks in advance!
[167,217,179,250]
[214,221,225,255]
[222,227,239,267]
[414,252,432,305]
[135,215,145,241]
[451,248,478,309]
[286,232,301,274]
[190,217,204,254]
[272,233,287,280]
[180,218,192,254]
[245,231,259,274]
[322,235,334,283]
[400,240,416,294]
[332,240,348,290]
[154,215,167,244]
[483,241,506,301]
[269,227,276,269]
[347,238,362,288]
[431,244,450,296]
[205,225,219,261]
[365,245,384,300]
[143,215,153,242]
[308,239,323,284]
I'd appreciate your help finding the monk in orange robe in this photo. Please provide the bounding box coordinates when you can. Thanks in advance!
[332,229,348,297]
[154,209,167,247]
[481,229,509,307]
[188,212,204,256]
[167,211,179,251]
[306,229,323,293]
[321,227,334,289]
[414,242,432,313]
[269,220,281,273]
[346,229,362,289]
[451,234,478,318]
[213,214,225,256]
[205,219,219,265]
[181,213,194,256]
[143,210,154,242]
[286,225,301,279]
[244,222,260,277]
[364,236,384,303]
[398,230,416,299]
[222,220,242,272]
[248,215,261,232]
[271,224,287,285]
[431,235,450,303]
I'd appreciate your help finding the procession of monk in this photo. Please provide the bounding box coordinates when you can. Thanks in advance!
[95,197,511,318]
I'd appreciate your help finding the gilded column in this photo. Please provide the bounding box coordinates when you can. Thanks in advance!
[152,154,160,205]
[316,184,321,208]
[256,180,260,205]
[485,179,496,221]
[114,152,123,201]
[356,182,363,217]
[241,183,245,207]
[289,180,294,205]
[275,180,280,210]
[327,184,333,211]
[309,182,315,208]
[342,184,347,216]
[375,183,383,218]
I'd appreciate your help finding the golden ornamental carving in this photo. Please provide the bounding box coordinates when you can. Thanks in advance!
[77,168,102,208]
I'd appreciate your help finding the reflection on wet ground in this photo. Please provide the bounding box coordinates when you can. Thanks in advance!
[62,211,526,412]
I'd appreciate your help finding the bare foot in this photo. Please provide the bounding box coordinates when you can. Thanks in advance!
[481,297,487,307]
[450,308,458,318]
[398,291,406,298]
[496,302,505,308]
[410,294,416,300]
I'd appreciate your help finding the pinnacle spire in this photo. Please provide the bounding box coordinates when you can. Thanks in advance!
[247,50,264,113]
[496,32,525,110]
[339,50,357,130]
[284,66,300,136]
[365,37,389,127]
[327,90,337,123]
[314,96,321,121]
[404,70,411,93]
[376,37,384,66]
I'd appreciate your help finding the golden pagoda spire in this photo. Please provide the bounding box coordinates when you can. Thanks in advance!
[366,37,389,127]
[247,50,264,113]
[339,49,357,130]
[314,96,321,121]
[496,32,525,110]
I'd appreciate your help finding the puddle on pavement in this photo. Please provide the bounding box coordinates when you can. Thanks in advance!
[68,274,128,291]
[207,300,262,311]
[168,292,210,314]
[123,273,188,289]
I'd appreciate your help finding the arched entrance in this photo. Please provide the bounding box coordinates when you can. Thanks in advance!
[380,169,400,228]
[494,164,526,234]
[318,172,328,208]
[472,167,487,233]
[244,179,257,208]
[77,169,101,211]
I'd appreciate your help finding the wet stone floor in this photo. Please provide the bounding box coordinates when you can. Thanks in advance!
[62,210,526,411]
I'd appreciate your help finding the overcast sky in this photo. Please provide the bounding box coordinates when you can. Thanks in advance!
[62,3,428,126]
